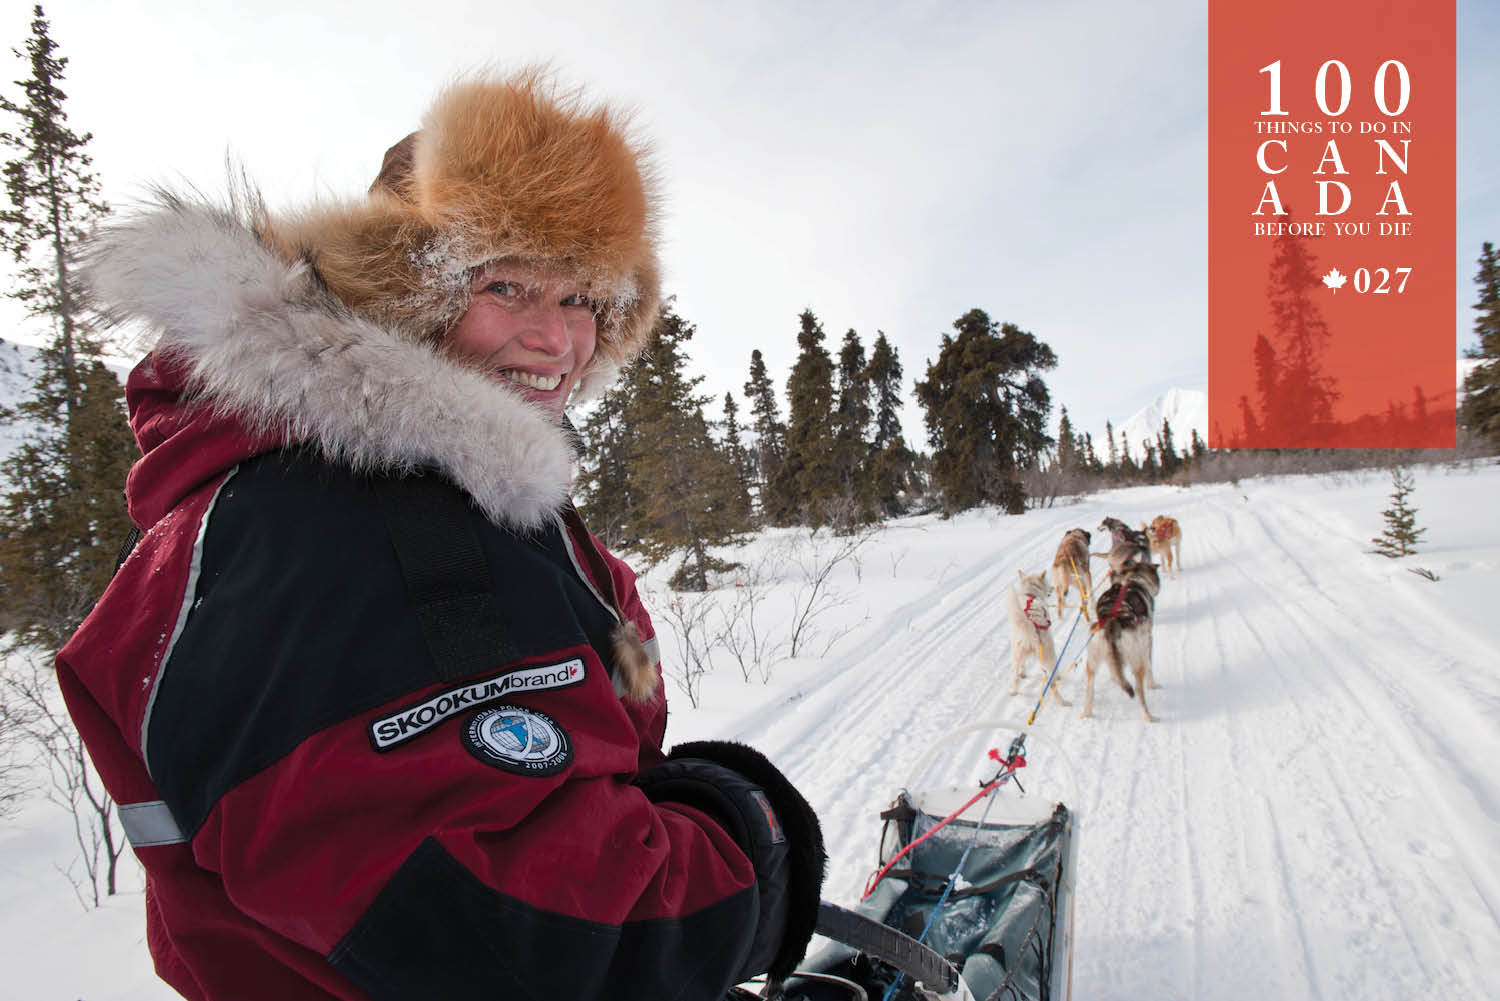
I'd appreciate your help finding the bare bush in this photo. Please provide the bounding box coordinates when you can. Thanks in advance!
[2,652,122,908]
[786,523,880,657]
[650,589,722,709]
[717,547,790,683]
[0,687,36,819]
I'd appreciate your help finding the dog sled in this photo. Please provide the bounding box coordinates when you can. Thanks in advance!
[746,722,1078,1001]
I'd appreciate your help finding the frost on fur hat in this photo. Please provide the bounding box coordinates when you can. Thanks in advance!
[264,69,661,379]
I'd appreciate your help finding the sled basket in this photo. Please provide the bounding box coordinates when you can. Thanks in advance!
[782,723,1076,1001]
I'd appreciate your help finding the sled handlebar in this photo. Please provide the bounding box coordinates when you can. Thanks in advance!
[812,900,965,997]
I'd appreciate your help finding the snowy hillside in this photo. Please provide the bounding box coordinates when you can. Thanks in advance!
[3,460,1497,1000]
[0,339,135,468]
[0,338,40,465]
[1116,387,1208,460]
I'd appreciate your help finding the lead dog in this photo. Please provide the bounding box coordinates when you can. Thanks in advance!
[1005,569,1071,707]
[1051,528,1093,623]
[1097,516,1152,568]
[1080,557,1161,722]
[1145,515,1182,578]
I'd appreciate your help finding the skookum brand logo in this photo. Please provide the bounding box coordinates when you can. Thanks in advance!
[369,659,585,751]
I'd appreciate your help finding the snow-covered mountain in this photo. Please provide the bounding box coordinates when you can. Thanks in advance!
[0,338,42,466]
[1110,359,1484,461]
[1114,386,1208,460]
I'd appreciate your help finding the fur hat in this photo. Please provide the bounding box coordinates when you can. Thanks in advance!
[263,69,661,390]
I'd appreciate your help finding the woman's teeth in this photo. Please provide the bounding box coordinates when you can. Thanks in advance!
[500,369,563,391]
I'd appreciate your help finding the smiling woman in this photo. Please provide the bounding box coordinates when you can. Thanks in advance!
[53,69,827,1001]
[445,263,601,416]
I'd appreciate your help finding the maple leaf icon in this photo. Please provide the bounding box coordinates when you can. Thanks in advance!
[1322,267,1348,292]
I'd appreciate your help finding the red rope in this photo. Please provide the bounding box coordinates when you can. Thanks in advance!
[861,749,1026,900]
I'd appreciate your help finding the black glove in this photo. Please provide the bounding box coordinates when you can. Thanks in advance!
[635,740,826,984]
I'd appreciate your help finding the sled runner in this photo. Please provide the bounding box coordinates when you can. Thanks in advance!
[752,723,1077,1001]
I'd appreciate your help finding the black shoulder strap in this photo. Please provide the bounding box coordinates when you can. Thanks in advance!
[375,473,512,683]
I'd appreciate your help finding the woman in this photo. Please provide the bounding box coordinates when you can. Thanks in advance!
[57,71,824,1001]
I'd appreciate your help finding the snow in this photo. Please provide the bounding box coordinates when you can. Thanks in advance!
[1116,387,1208,460]
[3,460,1499,1000]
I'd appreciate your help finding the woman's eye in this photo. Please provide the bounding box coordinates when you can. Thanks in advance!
[488,281,522,298]
[560,293,594,309]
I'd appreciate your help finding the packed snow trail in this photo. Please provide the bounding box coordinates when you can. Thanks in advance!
[729,480,1500,1001]
[6,470,1499,1000]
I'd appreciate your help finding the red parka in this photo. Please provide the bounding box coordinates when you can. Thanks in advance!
[56,199,819,1001]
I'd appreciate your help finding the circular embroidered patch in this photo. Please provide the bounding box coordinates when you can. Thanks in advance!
[463,705,573,776]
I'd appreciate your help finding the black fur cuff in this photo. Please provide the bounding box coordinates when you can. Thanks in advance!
[665,740,827,982]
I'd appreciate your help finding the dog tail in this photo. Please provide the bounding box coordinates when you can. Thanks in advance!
[1106,629,1135,698]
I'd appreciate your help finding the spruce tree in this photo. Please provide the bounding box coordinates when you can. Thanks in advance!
[1104,419,1118,474]
[831,328,874,524]
[720,390,755,517]
[768,309,839,525]
[0,6,134,904]
[866,331,915,517]
[1460,242,1500,449]
[1082,431,1100,475]
[867,332,904,452]
[913,309,1056,515]
[742,348,786,515]
[1158,418,1180,478]
[1141,441,1160,481]
[1264,226,1339,438]
[600,304,745,589]
[0,5,134,650]
[1371,466,1425,557]
[1056,406,1078,472]
[1119,430,1139,480]
[575,377,643,548]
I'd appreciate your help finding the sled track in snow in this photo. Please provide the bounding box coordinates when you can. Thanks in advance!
[732,486,1500,1001]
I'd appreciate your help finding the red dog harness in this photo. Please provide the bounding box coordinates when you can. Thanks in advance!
[1022,595,1051,632]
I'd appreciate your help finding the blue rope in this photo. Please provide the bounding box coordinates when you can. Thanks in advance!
[879,774,1010,1001]
[1027,605,1085,724]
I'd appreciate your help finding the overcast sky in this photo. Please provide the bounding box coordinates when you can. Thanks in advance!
[4,0,1497,448]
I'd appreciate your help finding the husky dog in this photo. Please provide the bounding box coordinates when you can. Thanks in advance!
[1099,516,1150,549]
[1097,516,1152,571]
[1145,515,1182,578]
[1005,570,1071,707]
[1050,528,1093,623]
[1080,559,1161,722]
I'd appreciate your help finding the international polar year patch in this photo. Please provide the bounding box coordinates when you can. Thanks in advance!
[463,706,573,776]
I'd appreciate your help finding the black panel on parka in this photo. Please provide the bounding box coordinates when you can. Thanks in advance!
[145,448,619,838]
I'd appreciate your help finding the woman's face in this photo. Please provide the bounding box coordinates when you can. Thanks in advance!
[446,262,599,418]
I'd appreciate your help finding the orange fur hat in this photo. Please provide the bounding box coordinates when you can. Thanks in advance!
[264,69,661,380]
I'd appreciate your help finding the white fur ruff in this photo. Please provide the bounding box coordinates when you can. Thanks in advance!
[85,192,575,531]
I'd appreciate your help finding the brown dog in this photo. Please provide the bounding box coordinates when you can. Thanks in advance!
[1081,559,1161,722]
[1145,516,1182,578]
[1050,528,1093,623]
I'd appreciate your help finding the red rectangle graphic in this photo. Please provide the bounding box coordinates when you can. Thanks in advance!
[1208,0,1456,448]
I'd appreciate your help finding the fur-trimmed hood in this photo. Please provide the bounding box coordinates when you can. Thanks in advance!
[92,192,578,532]
[89,71,662,532]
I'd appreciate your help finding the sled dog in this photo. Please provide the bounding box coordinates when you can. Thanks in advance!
[1005,570,1071,707]
[1145,515,1182,578]
[1050,528,1093,623]
[1081,559,1161,723]
[1096,516,1152,570]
